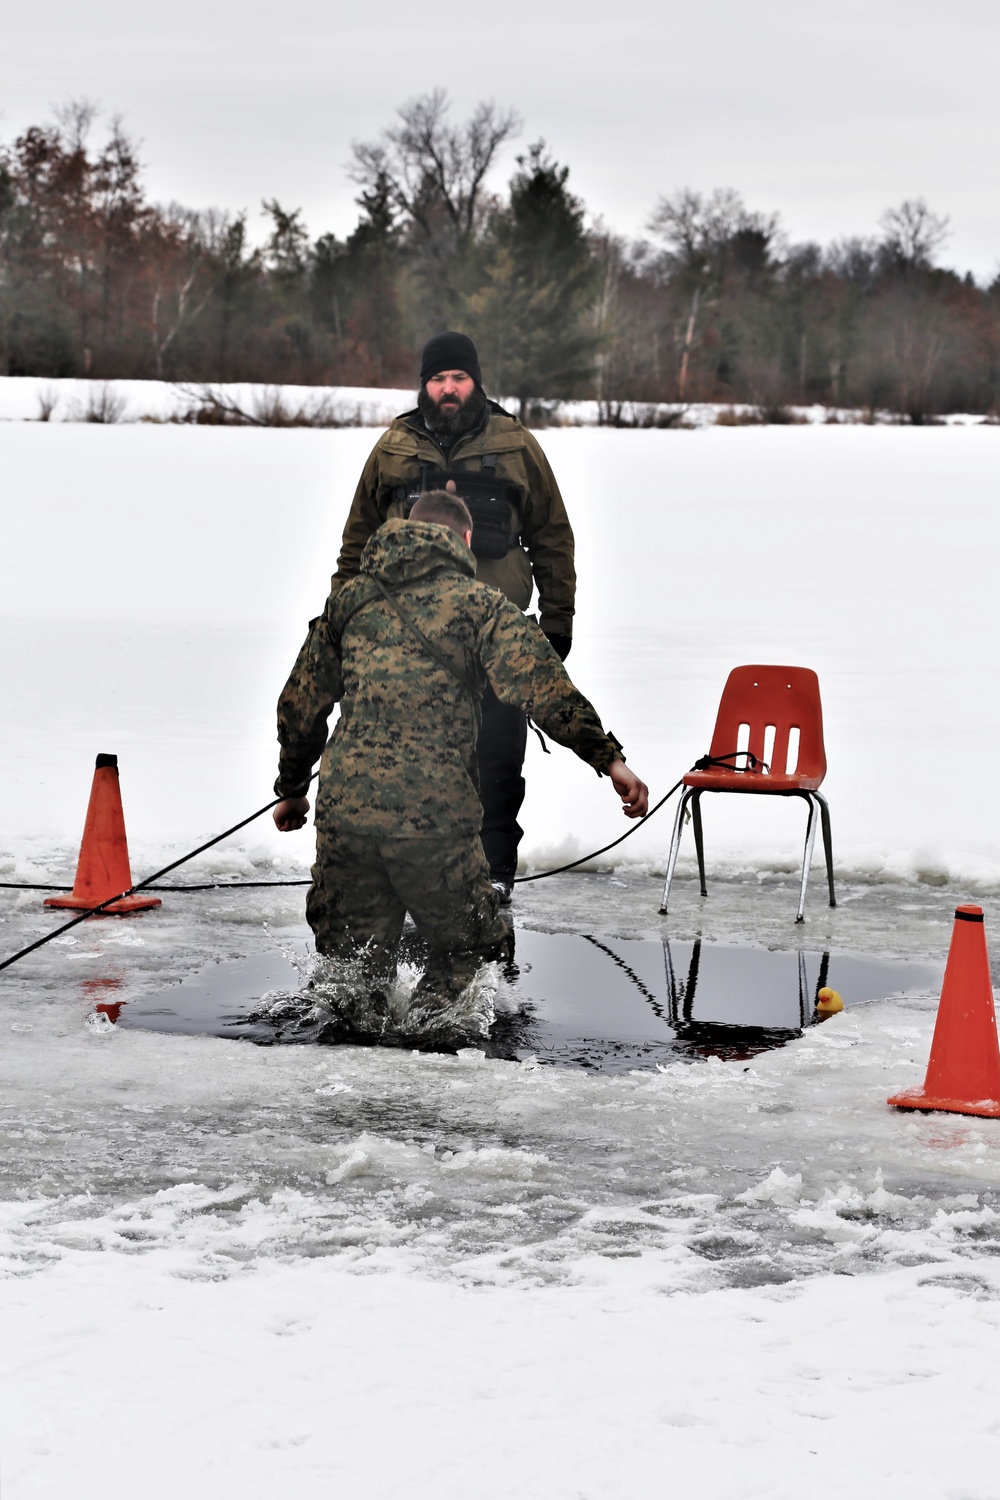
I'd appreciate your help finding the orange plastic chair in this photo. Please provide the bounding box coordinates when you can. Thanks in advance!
[659,665,835,923]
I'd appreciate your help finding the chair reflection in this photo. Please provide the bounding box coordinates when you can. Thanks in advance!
[662,939,832,1059]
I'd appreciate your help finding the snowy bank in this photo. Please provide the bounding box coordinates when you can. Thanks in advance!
[0,375,991,429]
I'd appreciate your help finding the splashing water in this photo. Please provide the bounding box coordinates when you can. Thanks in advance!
[246,946,499,1052]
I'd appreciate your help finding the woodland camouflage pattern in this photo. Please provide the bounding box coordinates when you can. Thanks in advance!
[329,403,576,636]
[276,519,621,833]
[306,826,510,1007]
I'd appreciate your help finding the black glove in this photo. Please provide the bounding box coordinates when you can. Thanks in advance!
[544,632,572,661]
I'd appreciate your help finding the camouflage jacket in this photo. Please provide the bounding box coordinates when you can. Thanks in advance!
[276,520,620,837]
[329,402,576,638]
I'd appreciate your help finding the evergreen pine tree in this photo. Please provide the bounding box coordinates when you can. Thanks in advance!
[465,143,600,417]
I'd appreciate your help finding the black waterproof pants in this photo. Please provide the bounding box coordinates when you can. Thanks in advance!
[476,681,528,882]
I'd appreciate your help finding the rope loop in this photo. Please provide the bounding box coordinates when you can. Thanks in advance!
[691,749,770,774]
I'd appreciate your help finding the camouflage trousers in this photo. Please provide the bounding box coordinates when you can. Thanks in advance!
[307,824,512,1005]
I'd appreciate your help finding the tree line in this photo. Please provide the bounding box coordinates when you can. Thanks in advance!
[1,95,997,421]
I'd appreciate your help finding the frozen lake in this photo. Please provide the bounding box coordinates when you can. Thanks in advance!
[2,417,1000,884]
[3,413,1000,1497]
[0,874,989,1289]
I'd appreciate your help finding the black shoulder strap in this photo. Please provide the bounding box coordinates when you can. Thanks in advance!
[371,579,480,698]
[333,584,375,639]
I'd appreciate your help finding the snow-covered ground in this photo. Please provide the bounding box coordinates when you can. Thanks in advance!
[3,410,1000,1497]
[0,376,416,428]
[0,373,991,430]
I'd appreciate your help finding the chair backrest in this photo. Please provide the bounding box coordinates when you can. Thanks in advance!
[708,665,827,783]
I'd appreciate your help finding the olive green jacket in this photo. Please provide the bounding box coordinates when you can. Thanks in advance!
[276,520,618,837]
[330,403,576,638]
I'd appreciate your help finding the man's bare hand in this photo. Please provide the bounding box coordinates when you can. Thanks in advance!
[273,797,310,831]
[608,760,649,819]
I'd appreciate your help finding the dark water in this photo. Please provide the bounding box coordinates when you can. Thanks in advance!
[104,932,941,1073]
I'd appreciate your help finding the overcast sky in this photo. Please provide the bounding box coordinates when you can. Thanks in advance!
[4,0,998,279]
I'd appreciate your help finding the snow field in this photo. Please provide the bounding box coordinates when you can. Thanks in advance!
[4,1250,1000,1500]
[2,419,1000,888]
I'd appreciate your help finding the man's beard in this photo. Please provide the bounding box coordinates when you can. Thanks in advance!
[417,382,487,442]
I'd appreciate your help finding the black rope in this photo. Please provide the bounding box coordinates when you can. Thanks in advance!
[0,779,316,974]
[513,777,684,884]
[0,883,74,892]
[691,750,769,774]
[0,751,717,971]
[511,746,761,886]
[0,880,311,892]
[150,880,311,891]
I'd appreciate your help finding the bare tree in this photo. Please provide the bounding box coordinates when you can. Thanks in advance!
[53,98,99,153]
[647,188,781,399]
[649,188,780,273]
[878,199,949,270]
[677,285,701,400]
[150,207,218,378]
[590,225,623,408]
[351,90,519,260]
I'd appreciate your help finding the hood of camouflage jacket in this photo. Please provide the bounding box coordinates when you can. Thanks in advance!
[360,518,476,588]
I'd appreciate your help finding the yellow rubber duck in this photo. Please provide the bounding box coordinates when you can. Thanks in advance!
[816,986,844,1014]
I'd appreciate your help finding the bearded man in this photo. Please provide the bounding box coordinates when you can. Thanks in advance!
[326,331,576,901]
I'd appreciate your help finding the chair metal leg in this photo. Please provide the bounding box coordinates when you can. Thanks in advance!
[659,788,693,914]
[663,939,677,1013]
[797,950,809,1027]
[815,792,836,908]
[691,791,707,898]
[660,785,834,923]
[795,793,820,923]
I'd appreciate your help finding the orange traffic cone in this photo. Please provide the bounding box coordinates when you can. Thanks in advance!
[44,754,161,915]
[888,905,1000,1117]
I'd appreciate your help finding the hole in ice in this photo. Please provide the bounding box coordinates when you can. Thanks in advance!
[104,933,940,1074]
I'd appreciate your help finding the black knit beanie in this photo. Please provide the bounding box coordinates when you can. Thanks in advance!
[419,331,483,388]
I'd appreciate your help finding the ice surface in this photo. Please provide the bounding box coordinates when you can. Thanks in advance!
[2,419,999,884]
[3,414,1000,1496]
[0,883,992,1289]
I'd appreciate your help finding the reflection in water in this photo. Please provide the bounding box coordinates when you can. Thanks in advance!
[99,933,940,1076]
[81,973,126,1025]
[582,935,667,1016]
[663,939,833,1060]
